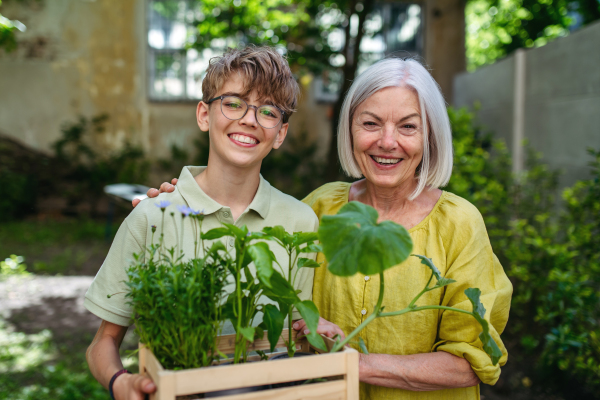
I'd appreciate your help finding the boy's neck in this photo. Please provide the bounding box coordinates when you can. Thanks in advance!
[194,158,262,221]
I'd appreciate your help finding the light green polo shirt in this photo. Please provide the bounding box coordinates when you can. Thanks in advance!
[84,166,319,330]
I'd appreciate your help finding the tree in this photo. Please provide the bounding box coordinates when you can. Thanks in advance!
[157,0,378,180]
[466,0,600,70]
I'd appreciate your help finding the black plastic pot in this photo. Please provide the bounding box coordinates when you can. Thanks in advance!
[268,352,315,389]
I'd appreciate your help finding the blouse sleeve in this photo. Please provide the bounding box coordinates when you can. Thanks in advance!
[433,199,513,385]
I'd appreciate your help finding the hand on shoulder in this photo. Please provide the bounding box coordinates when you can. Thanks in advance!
[132,178,178,207]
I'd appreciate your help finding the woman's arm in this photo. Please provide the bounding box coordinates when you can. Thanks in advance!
[359,351,480,391]
[87,320,156,400]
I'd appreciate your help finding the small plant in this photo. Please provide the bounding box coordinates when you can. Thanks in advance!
[122,203,229,370]
[319,201,502,364]
[0,254,29,280]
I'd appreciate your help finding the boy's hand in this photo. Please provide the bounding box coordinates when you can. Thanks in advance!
[132,178,178,207]
[113,372,156,400]
[293,317,346,340]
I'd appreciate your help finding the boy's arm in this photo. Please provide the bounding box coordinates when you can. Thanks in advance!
[87,320,156,399]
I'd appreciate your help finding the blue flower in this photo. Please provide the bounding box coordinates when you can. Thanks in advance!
[190,208,204,216]
[178,205,193,217]
[155,200,171,210]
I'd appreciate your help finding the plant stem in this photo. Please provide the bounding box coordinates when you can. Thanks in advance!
[287,249,295,357]
[234,242,244,364]
[380,305,474,318]
[331,272,385,352]
[408,272,433,308]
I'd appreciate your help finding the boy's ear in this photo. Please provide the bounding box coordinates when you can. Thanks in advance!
[197,101,210,131]
[272,122,289,150]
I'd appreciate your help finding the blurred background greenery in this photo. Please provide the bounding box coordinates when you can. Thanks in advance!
[1,0,599,399]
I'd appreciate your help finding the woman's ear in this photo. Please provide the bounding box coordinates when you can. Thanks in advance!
[272,122,289,150]
[197,101,210,131]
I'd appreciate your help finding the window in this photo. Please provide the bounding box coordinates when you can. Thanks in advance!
[147,0,219,101]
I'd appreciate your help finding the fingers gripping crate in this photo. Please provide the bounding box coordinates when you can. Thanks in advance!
[139,329,359,400]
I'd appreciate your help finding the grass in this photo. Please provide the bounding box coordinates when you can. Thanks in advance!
[0,218,121,276]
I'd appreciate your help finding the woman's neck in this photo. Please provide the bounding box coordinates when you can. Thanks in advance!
[194,155,261,221]
[349,179,442,229]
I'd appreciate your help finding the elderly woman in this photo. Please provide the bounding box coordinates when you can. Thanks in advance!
[143,58,512,400]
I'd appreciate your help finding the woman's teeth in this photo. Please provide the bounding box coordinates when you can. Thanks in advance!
[372,156,401,165]
[230,134,258,144]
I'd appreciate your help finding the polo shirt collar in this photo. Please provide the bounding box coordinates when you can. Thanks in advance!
[176,166,271,219]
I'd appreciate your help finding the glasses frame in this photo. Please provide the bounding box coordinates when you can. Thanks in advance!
[206,95,285,129]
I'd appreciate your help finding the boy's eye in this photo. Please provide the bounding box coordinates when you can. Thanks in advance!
[258,106,280,119]
[224,101,243,109]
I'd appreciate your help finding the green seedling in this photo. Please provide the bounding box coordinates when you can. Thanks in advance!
[319,201,503,365]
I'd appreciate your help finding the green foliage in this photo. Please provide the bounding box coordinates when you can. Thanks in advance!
[0,1,22,52]
[53,114,149,216]
[0,254,29,279]
[318,201,502,364]
[466,0,600,70]
[447,106,600,393]
[125,211,228,370]
[319,201,413,276]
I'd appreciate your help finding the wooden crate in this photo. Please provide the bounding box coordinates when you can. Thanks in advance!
[139,329,359,400]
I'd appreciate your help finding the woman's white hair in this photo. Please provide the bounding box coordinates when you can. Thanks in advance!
[338,58,453,200]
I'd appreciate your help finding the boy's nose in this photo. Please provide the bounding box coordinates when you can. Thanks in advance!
[239,107,258,128]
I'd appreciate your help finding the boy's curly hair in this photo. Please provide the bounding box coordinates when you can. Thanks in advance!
[202,45,300,123]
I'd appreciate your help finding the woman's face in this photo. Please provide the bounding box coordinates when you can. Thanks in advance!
[351,85,424,190]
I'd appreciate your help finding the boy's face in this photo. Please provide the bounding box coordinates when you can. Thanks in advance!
[196,73,289,170]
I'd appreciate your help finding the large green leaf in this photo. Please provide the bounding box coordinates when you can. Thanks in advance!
[261,271,301,307]
[262,304,285,352]
[318,202,413,276]
[464,288,503,365]
[222,223,247,240]
[294,300,326,351]
[247,242,275,288]
[262,226,289,245]
[412,254,456,289]
[299,243,323,253]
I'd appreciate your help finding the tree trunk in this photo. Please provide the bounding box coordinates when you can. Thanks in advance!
[324,0,375,182]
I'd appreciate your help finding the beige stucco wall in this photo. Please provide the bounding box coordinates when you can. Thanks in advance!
[0,0,462,161]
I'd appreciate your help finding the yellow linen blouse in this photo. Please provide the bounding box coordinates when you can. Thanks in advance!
[302,182,513,400]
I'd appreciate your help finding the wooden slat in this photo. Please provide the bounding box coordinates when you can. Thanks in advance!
[174,350,349,395]
[344,351,359,400]
[143,345,165,384]
[217,329,299,354]
[153,372,175,400]
[198,379,347,400]
[139,343,147,374]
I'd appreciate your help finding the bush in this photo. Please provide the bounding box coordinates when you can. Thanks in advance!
[447,106,600,395]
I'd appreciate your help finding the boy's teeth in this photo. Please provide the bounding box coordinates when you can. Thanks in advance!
[373,156,401,164]
[231,134,258,144]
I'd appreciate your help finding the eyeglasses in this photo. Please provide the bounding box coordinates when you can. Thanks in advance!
[207,96,285,129]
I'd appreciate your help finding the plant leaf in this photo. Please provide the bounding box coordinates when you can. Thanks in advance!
[464,288,503,365]
[299,243,323,253]
[247,242,275,288]
[294,300,326,351]
[262,304,285,352]
[238,326,255,343]
[412,254,457,288]
[319,201,413,276]
[222,223,247,240]
[202,227,231,240]
[262,226,289,244]
[292,232,319,247]
[297,258,321,269]
[358,337,369,354]
[261,271,301,307]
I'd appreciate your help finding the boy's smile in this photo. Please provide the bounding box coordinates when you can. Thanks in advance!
[196,73,288,170]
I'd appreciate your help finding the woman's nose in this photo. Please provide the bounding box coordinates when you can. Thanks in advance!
[378,126,397,150]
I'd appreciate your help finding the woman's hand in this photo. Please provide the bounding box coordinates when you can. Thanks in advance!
[113,373,156,400]
[293,317,346,339]
[132,178,178,207]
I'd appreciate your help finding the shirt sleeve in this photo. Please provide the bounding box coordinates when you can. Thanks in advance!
[84,218,147,326]
[291,213,319,320]
[433,205,513,385]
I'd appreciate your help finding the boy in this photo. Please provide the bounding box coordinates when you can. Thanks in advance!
[85,46,319,400]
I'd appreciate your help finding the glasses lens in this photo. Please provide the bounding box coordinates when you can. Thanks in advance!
[221,96,247,120]
[257,105,282,128]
